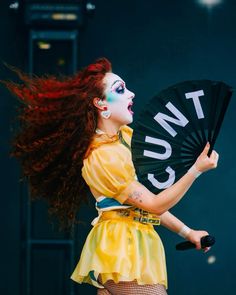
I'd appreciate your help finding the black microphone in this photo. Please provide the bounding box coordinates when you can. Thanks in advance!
[176,235,215,251]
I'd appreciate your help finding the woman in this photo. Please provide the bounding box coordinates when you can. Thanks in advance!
[5,58,218,295]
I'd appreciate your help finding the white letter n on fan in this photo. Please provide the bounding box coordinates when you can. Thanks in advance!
[143,136,175,189]
[154,102,189,137]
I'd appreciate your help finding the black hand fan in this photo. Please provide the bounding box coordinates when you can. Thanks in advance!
[131,80,233,193]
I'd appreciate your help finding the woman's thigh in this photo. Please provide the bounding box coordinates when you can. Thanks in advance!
[97,280,168,295]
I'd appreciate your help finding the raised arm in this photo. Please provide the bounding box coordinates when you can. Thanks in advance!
[121,143,218,215]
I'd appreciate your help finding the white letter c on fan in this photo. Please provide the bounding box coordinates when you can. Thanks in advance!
[147,166,175,189]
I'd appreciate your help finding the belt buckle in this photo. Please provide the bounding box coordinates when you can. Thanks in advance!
[133,216,143,223]
[133,216,160,225]
[139,216,148,224]
[133,216,148,224]
[149,218,161,225]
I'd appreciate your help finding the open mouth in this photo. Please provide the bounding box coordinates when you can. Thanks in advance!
[128,103,134,115]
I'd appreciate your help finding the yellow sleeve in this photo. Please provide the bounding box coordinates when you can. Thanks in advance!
[82,146,136,204]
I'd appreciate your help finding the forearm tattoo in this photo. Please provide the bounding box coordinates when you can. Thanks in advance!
[128,191,143,203]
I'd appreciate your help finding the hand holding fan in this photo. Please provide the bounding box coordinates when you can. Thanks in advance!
[131,80,233,193]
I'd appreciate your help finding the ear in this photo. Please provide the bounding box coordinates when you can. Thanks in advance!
[93,97,107,110]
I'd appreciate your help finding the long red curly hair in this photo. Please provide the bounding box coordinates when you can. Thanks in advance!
[3,58,112,229]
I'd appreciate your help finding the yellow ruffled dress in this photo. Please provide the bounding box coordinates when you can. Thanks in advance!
[70,125,167,289]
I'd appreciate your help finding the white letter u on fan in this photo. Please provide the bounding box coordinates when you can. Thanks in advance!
[143,136,175,189]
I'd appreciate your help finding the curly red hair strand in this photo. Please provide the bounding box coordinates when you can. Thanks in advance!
[3,58,112,229]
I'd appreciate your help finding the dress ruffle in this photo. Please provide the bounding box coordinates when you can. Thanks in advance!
[71,219,167,289]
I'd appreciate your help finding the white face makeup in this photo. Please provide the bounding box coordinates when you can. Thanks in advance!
[103,72,135,126]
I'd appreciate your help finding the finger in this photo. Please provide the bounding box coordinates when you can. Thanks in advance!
[210,151,219,165]
[204,247,211,253]
[195,242,202,250]
[210,150,216,159]
[213,152,219,164]
[210,150,217,158]
[202,142,210,155]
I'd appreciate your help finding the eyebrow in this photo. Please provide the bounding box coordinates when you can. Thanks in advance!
[111,80,124,87]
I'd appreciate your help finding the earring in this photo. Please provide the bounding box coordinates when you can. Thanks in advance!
[97,100,105,107]
[101,107,111,119]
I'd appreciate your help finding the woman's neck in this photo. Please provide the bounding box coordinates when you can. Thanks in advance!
[96,120,121,136]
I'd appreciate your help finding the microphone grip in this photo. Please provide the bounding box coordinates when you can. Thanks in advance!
[176,235,215,251]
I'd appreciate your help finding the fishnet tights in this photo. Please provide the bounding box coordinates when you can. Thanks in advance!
[97,280,168,295]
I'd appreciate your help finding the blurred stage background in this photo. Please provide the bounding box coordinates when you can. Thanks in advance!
[0,0,236,294]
